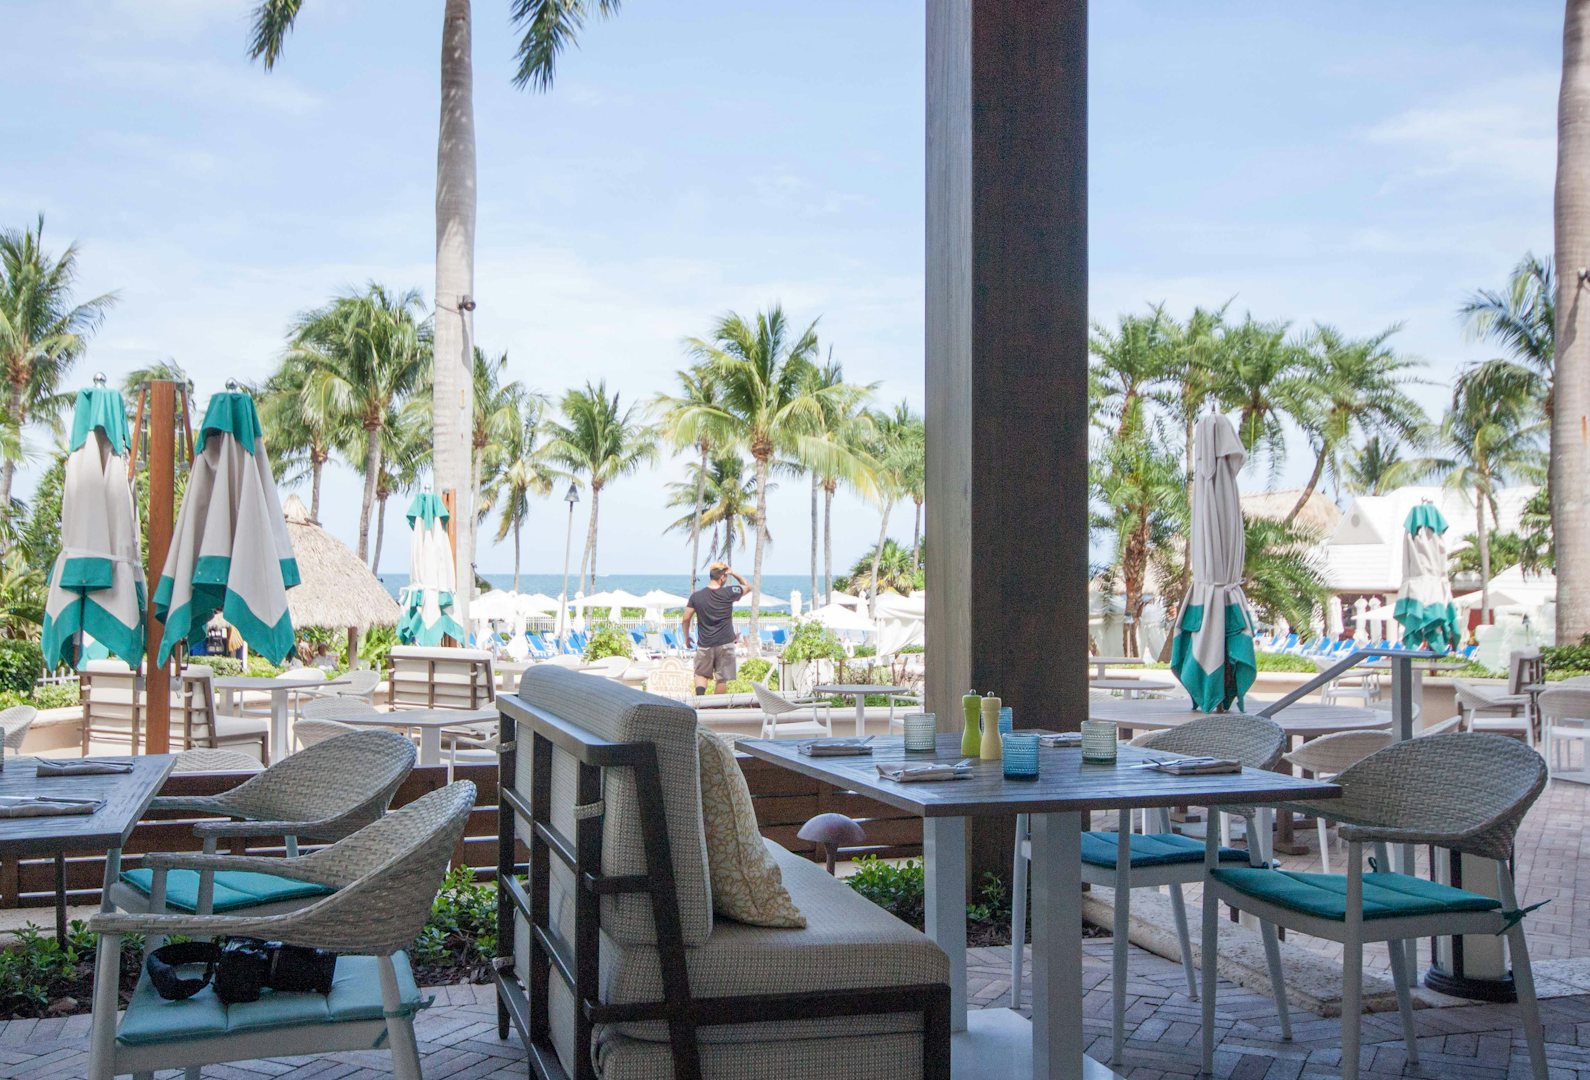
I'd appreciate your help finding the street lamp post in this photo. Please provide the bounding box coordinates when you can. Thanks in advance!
[559,483,579,639]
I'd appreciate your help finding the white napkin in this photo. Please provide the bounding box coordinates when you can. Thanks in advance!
[0,796,102,818]
[876,762,973,783]
[36,758,134,776]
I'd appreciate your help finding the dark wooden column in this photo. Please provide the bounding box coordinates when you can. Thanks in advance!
[925,0,1089,879]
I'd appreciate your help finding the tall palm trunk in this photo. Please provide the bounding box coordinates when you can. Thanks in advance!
[1477,487,1493,625]
[371,493,388,571]
[585,484,601,593]
[434,0,477,617]
[512,516,521,592]
[357,426,382,561]
[1556,0,1590,641]
[690,442,708,591]
[868,500,893,617]
[309,449,325,521]
[823,482,835,603]
[911,498,923,576]
[0,380,22,515]
[809,473,819,607]
[750,453,770,655]
[1285,448,1329,525]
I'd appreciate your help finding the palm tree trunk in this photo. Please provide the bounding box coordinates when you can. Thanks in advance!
[911,499,922,576]
[0,383,22,517]
[512,516,521,592]
[690,443,707,591]
[750,454,770,655]
[357,426,382,561]
[586,485,601,594]
[823,482,835,604]
[1476,486,1495,624]
[809,472,819,606]
[309,452,324,522]
[434,0,477,621]
[869,501,893,617]
[371,494,388,571]
[1284,448,1329,525]
[1556,0,1590,642]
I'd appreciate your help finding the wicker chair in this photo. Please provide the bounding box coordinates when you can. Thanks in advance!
[753,680,831,739]
[87,781,476,1080]
[171,748,265,773]
[1539,685,1590,775]
[1201,733,1549,1080]
[1453,648,1542,744]
[303,668,382,704]
[1011,713,1289,1065]
[293,717,362,751]
[106,729,417,918]
[1284,730,1395,874]
[0,705,36,751]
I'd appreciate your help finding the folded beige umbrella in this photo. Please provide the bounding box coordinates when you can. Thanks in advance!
[153,391,299,664]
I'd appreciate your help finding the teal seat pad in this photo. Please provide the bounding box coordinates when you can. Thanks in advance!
[1081,831,1248,868]
[118,953,420,1046]
[1211,868,1503,921]
[120,868,334,914]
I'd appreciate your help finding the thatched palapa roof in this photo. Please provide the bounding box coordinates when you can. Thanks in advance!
[282,494,401,632]
[1241,488,1341,538]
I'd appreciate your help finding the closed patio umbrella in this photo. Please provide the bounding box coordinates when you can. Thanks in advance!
[153,390,299,664]
[42,384,145,669]
[1169,414,1257,712]
[1394,503,1460,654]
[397,491,465,646]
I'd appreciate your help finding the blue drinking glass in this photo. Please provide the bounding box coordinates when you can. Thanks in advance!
[997,706,1013,735]
[1002,732,1040,779]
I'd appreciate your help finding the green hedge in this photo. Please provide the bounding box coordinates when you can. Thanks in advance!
[0,641,42,696]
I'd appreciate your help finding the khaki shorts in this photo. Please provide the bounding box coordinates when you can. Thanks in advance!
[694,643,737,682]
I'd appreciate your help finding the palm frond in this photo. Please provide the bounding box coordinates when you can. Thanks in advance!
[248,0,305,69]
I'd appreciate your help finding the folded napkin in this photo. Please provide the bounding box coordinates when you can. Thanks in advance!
[36,758,135,777]
[1034,731,1082,747]
[1144,756,1241,776]
[0,795,103,818]
[876,762,973,783]
[798,738,874,757]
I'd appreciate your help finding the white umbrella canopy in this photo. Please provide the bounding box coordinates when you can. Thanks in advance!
[1394,505,1460,654]
[517,592,559,616]
[397,492,465,647]
[583,589,648,609]
[42,386,146,670]
[828,590,864,608]
[638,588,688,608]
[154,391,299,665]
[732,592,790,609]
[471,590,519,620]
[1168,414,1257,712]
[807,602,875,633]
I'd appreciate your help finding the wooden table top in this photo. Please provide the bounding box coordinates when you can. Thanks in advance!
[737,734,1339,819]
[0,755,174,855]
[814,684,910,695]
[1088,698,1387,737]
[1089,677,1176,692]
[213,674,350,690]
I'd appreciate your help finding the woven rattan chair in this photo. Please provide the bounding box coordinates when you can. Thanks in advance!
[0,705,36,751]
[1416,713,1466,738]
[1012,713,1289,1065]
[303,668,382,704]
[87,781,475,1080]
[1201,733,1549,1080]
[1539,685,1590,775]
[171,748,265,773]
[106,729,416,918]
[753,680,831,739]
[1284,730,1395,874]
[293,717,361,750]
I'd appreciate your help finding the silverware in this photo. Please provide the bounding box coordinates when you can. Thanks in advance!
[0,795,101,806]
[953,758,973,769]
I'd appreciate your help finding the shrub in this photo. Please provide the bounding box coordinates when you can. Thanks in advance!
[583,621,633,662]
[412,864,497,970]
[739,657,773,684]
[3,683,80,710]
[846,856,925,929]
[1545,635,1590,679]
[202,656,243,678]
[359,625,398,672]
[0,641,42,695]
[1254,652,1324,673]
[782,619,845,664]
[244,657,282,678]
[0,926,77,1015]
[851,644,877,658]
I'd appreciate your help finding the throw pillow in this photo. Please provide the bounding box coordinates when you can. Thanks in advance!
[696,728,806,928]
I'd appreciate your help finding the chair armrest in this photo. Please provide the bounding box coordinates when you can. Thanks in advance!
[141,852,344,887]
[1336,822,1479,849]
[190,818,323,840]
[89,909,292,938]
[149,794,237,815]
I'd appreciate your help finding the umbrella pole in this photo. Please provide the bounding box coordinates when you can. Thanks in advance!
[143,381,179,755]
[442,489,459,647]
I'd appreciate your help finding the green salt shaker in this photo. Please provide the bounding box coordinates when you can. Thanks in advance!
[961,691,982,757]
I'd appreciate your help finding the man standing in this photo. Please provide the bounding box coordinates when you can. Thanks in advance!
[681,562,748,696]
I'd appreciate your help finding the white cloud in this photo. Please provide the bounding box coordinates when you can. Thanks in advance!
[1365,74,1556,189]
[83,57,323,115]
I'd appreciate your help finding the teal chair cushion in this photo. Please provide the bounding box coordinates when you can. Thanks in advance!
[120,868,334,913]
[117,953,421,1046]
[1081,831,1248,868]
[1211,868,1503,921]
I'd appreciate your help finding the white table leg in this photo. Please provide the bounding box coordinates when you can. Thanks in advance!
[1031,811,1084,1080]
[924,816,968,1031]
[270,690,289,763]
[419,726,443,767]
[855,695,867,737]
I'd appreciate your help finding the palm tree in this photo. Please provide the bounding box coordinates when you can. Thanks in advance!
[1090,306,1175,440]
[1417,367,1548,622]
[479,387,555,590]
[857,403,923,615]
[249,1,622,619]
[1342,435,1418,496]
[543,380,656,593]
[1242,517,1330,639]
[369,404,433,572]
[471,348,530,517]
[1556,0,1590,640]
[663,452,762,563]
[1091,419,1186,656]
[1164,304,1229,476]
[796,358,876,605]
[651,364,733,592]
[1283,324,1426,523]
[0,215,116,515]
[841,538,918,597]
[288,283,431,562]
[259,355,341,520]
[1208,315,1307,476]
[688,305,832,647]
[1460,254,1555,407]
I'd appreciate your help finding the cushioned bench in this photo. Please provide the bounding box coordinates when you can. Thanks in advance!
[496,665,952,1080]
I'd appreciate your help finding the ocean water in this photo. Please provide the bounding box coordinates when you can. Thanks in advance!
[376,572,817,604]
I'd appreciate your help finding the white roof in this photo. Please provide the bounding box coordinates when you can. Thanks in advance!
[806,603,874,632]
[1454,565,1557,611]
[1322,485,1538,593]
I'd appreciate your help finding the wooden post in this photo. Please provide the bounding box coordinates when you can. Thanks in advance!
[442,489,459,647]
[925,0,1089,886]
[347,626,360,669]
[143,380,180,754]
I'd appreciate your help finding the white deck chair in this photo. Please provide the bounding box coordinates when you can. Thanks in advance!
[753,681,832,739]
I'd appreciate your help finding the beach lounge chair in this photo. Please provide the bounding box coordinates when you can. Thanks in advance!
[1280,633,1300,653]
[387,645,495,710]
[754,681,832,739]
[1454,648,1540,745]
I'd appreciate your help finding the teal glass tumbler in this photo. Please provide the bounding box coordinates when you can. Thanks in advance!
[1002,732,1040,779]
[903,712,938,752]
[997,706,1013,735]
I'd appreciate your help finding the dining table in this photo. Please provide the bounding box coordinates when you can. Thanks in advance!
[1086,677,1176,697]
[1088,656,1143,680]
[327,707,498,766]
[739,733,1337,1080]
[213,673,350,763]
[813,683,911,737]
[0,755,174,940]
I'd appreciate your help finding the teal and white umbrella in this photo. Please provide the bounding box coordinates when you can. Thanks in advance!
[1394,503,1460,654]
[41,385,146,669]
[397,491,463,646]
[153,391,299,664]
[1169,414,1257,712]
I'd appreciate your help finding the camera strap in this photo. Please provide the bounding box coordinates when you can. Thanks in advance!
[146,942,221,1001]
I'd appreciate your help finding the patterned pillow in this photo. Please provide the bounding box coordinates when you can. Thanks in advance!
[696,728,806,928]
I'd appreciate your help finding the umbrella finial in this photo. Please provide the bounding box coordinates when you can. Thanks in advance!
[92,372,107,387]
[225,379,239,392]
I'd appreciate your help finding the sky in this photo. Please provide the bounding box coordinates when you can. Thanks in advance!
[0,0,1564,577]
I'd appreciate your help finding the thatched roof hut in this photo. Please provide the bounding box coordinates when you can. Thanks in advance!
[282,494,401,632]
